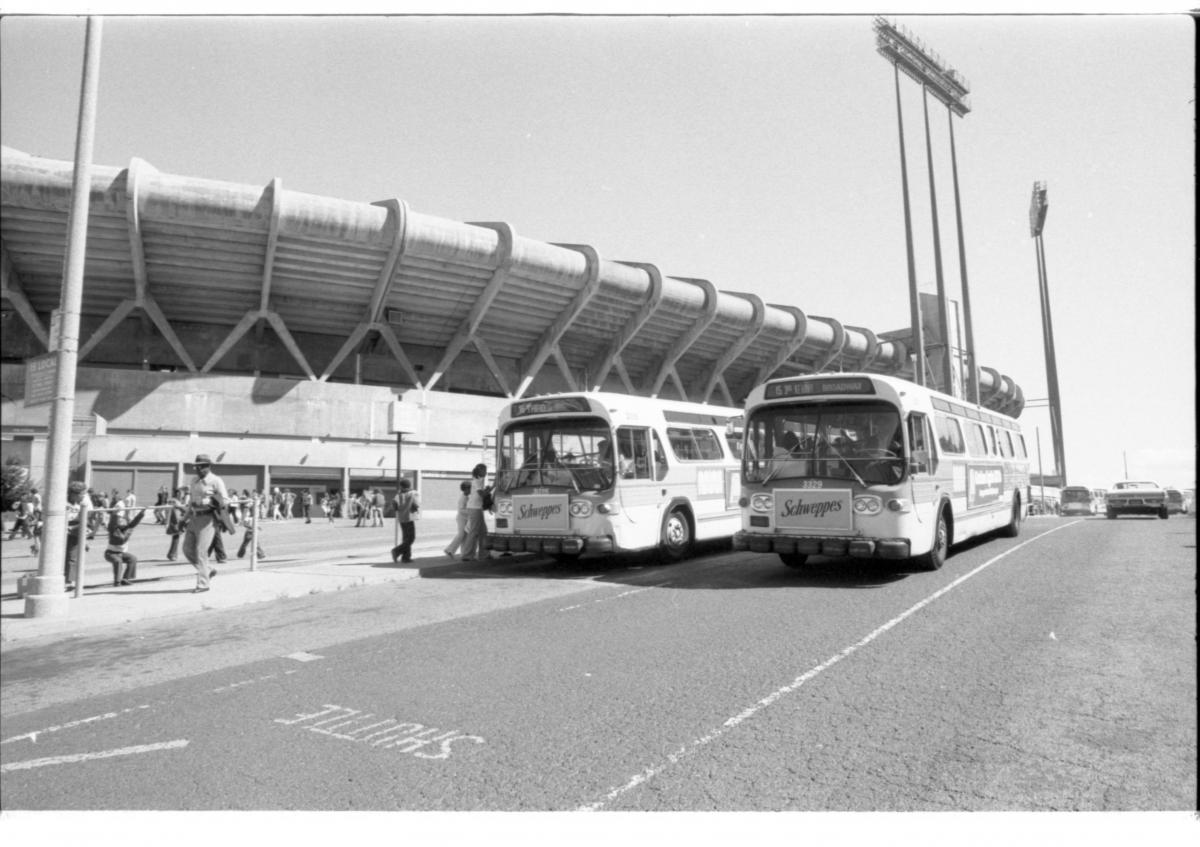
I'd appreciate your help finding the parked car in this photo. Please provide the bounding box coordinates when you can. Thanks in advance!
[1106,481,1168,519]
[1164,488,1187,515]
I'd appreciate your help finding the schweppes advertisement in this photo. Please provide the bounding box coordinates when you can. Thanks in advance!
[513,494,570,532]
[967,465,1003,508]
[775,489,853,532]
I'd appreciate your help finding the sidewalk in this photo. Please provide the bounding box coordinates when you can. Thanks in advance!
[0,511,491,645]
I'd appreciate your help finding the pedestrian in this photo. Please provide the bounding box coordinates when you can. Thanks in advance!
[63,480,92,587]
[326,491,338,523]
[155,484,170,523]
[237,508,266,560]
[164,487,187,560]
[183,453,229,593]
[461,463,491,562]
[371,488,385,526]
[390,478,420,563]
[355,491,369,527]
[105,507,146,585]
[270,487,283,521]
[443,479,472,558]
[8,494,35,539]
[300,488,313,523]
[283,489,296,521]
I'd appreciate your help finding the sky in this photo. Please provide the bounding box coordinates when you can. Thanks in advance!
[0,8,1194,492]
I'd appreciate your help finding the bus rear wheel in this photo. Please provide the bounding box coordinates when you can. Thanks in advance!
[913,508,948,571]
[659,507,692,562]
[780,553,808,570]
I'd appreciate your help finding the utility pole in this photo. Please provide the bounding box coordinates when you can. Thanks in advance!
[25,17,103,619]
[1030,181,1066,485]
[874,18,971,396]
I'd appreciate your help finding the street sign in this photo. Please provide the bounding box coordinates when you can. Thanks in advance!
[24,353,58,407]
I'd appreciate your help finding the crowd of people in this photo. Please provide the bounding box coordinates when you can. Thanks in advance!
[8,457,498,595]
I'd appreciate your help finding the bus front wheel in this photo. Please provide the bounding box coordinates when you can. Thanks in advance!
[659,507,692,562]
[914,509,948,571]
[780,553,808,570]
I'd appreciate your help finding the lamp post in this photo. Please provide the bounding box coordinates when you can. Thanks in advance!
[1030,181,1066,485]
[25,17,103,618]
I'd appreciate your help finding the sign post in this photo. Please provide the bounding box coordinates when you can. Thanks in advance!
[389,400,422,548]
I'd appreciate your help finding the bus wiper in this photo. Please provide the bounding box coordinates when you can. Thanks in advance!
[825,443,868,487]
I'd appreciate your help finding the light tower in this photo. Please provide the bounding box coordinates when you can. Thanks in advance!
[874,17,980,401]
[1030,181,1066,485]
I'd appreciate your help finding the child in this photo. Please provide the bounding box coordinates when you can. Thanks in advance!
[105,507,147,586]
[237,509,266,560]
[443,480,472,558]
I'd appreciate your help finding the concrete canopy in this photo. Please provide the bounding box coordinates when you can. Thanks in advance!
[1,147,1024,416]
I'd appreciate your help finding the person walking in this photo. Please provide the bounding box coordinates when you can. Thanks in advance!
[63,481,92,587]
[105,507,146,585]
[283,489,296,521]
[270,487,283,521]
[300,488,313,523]
[164,487,187,560]
[390,478,420,564]
[461,463,491,562]
[237,508,266,560]
[154,484,170,523]
[443,480,472,558]
[183,453,229,593]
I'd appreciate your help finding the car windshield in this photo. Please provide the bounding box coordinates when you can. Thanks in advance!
[743,401,904,486]
[496,417,615,493]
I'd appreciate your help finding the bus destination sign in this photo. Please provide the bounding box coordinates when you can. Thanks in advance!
[511,397,591,418]
[765,377,875,400]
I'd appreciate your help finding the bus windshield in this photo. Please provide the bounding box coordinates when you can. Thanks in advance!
[497,416,615,493]
[743,401,904,486]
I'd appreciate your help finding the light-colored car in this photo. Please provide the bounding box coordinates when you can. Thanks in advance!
[1164,488,1186,515]
[1106,480,1168,519]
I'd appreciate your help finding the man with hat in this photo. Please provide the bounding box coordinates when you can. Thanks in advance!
[183,453,229,593]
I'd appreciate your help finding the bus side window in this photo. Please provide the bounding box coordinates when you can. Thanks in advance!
[908,412,932,474]
[616,427,651,480]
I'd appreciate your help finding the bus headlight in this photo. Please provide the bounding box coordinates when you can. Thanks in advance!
[886,498,912,513]
[570,500,594,518]
[495,499,513,517]
[750,493,774,513]
[853,495,882,516]
[597,502,621,515]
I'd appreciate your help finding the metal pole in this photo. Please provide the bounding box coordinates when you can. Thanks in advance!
[921,86,954,396]
[73,503,89,598]
[26,17,103,618]
[1036,428,1045,511]
[394,433,402,548]
[1036,235,1066,483]
[892,62,925,387]
[249,496,259,572]
[947,107,980,405]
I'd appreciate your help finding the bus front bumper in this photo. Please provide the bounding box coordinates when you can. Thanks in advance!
[487,534,614,556]
[733,530,910,560]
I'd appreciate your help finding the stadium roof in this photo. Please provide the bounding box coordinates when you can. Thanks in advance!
[1,147,1023,415]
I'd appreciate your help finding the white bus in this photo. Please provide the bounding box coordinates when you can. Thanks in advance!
[734,373,1030,571]
[487,392,742,562]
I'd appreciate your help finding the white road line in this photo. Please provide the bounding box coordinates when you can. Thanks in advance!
[1,704,154,746]
[286,651,324,662]
[558,583,671,612]
[1,739,189,773]
[579,521,1082,811]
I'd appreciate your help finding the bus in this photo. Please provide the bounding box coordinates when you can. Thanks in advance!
[487,392,742,562]
[734,373,1030,571]
[1060,486,1096,516]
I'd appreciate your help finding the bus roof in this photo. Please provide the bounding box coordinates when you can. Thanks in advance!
[500,392,741,425]
[748,372,1021,430]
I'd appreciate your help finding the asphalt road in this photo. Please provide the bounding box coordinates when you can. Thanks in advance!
[1,515,1194,813]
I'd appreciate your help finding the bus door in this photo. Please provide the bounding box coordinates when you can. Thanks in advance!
[615,426,667,532]
[907,412,940,520]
